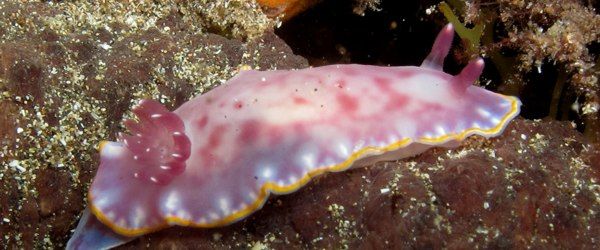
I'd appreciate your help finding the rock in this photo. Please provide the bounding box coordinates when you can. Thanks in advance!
[0,1,598,249]
[0,1,305,248]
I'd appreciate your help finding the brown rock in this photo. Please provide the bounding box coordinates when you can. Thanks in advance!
[0,43,45,100]
[0,2,305,249]
[0,1,598,249]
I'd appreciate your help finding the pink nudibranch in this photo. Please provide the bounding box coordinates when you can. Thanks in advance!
[67,24,521,249]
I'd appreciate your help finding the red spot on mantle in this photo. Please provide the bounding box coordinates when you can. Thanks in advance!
[423,102,443,112]
[293,96,309,105]
[198,124,228,166]
[197,116,209,129]
[266,124,289,144]
[342,67,359,76]
[234,100,243,109]
[393,69,416,79]
[384,93,410,110]
[207,125,227,148]
[337,92,358,113]
[408,101,444,117]
[238,120,261,142]
[373,76,392,92]
[335,79,346,89]
[373,76,412,111]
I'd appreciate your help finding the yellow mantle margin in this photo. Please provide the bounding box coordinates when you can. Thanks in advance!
[89,95,521,237]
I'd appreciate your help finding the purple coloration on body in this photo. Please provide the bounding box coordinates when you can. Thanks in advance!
[67,24,521,249]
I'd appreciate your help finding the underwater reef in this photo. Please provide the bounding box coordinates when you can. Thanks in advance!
[0,0,598,249]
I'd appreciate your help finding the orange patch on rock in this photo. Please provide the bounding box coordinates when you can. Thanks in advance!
[257,0,322,20]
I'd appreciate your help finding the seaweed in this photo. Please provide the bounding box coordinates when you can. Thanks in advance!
[439,1,484,56]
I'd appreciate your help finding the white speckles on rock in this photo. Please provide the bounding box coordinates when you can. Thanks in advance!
[8,160,25,173]
[99,43,112,50]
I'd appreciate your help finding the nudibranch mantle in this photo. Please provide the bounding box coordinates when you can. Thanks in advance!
[68,24,520,248]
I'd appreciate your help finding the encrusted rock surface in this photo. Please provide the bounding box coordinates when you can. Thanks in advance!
[117,119,599,249]
[0,1,598,249]
[0,1,305,248]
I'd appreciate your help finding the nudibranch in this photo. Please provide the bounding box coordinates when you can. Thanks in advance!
[67,24,521,249]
